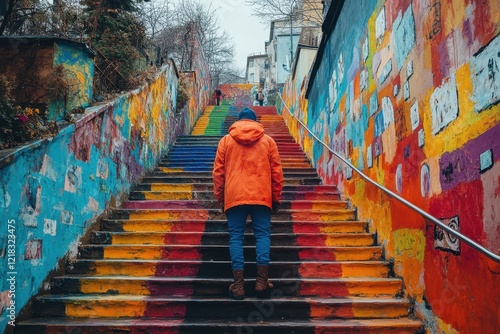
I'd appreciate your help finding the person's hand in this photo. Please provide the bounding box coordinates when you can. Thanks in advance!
[272,201,280,214]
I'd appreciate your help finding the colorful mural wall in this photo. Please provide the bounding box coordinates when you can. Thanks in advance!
[179,33,211,134]
[50,41,94,121]
[0,37,94,122]
[219,84,258,106]
[280,0,500,332]
[0,58,208,332]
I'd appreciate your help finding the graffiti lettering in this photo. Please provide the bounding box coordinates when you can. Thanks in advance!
[395,107,407,142]
[24,239,42,260]
[434,216,460,254]
[427,0,442,40]
[441,162,455,183]
[471,34,500,112]
[430,74,459,135]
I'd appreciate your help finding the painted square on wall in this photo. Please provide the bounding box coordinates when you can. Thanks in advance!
[434,216,460,254]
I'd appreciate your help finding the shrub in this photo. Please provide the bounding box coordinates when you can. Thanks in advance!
[176,74,191,113]
[0,76,58,150]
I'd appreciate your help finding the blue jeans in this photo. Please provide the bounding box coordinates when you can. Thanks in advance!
[225,205,271,270]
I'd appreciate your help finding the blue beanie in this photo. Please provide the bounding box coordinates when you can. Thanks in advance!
[238,108,257,121]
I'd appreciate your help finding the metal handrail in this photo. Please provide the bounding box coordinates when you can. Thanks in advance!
[277,93,500,263]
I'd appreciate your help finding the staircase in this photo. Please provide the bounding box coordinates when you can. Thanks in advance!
[16,105,423,333]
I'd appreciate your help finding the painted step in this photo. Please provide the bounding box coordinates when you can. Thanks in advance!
[50,276,403,298]
[14,317,424,334]
[129,190,341,201]
[108,208,357,221]
[158,161,316,169]
[173,138,303,145]
[134,184,340,192]
[78,244,383,261]
[120,200,350,211]
[139,177,323,185]
[67,260,392,278]
[166,146,307,155]
[100,219,369,234]
[89,231,375,247]
[159,159,313,166]
[154,168,319,175]
[158,163,314,170]
[33,295,411,320]
[169,145,217,150]
[149,171,320,179]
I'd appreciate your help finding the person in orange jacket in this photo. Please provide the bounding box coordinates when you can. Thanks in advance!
[212,107,284,300]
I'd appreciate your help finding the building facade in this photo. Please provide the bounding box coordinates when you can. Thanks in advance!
[245,53,267,85]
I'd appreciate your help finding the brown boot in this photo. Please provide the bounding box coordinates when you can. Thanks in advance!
[255,265,274,298]
[229,270,245,300]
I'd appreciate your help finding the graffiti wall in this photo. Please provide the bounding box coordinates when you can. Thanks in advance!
[179,33,211,134]
[219,84,257,106]
[50,41,94,121]
[0,59,207,332]
[0,38,94,122]
[280,0,500,332]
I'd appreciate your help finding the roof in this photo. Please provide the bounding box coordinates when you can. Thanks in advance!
[247,53,267,59]
[0,36,95,57]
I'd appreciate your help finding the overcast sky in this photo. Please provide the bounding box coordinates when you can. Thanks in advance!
[209,0,270,70]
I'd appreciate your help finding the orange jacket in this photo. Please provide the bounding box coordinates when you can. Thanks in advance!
[213,120,284,211]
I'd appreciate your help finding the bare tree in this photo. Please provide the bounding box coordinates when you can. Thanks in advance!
[217,65,246,85]
[0,0,54,36]
[154,0,239,86]
[245,0,300,21]
[138,0,172,40]
[245,0,323,26]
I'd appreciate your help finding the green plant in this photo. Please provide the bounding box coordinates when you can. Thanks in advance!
[176,74,191,113]
[0,76,58,150]
[0,76,18,148]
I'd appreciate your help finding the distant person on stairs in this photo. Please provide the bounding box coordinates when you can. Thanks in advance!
[255,88,264,106]
[212,107,284,300]
[213,87,222,106]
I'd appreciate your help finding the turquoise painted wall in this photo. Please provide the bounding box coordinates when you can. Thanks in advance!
[0,59,208,332]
